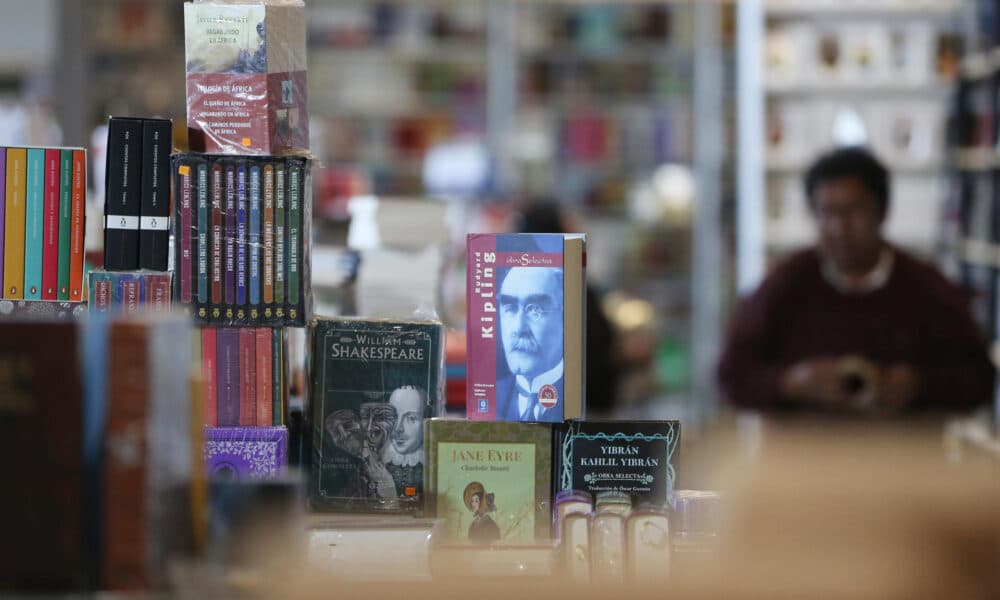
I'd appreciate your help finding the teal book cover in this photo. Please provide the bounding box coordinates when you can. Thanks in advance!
[425,419,553,544]
[57,150,73,300]
[23,148,45,299]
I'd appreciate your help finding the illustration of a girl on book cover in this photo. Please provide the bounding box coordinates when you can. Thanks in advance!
[464,482,501,543]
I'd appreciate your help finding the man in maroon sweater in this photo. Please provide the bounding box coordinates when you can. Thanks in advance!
[718,147,995,415]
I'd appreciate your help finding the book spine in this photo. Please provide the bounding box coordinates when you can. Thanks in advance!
[144,273,171,313]
[41,150,60,299]
[465,233,499,420]
[197,162,209,310]
[69,150,85,301]
[272,325,283,426]
[177,162,193,303]
[236,164,248,317]
[138,120,172,270]
[104,118,143,271]
[103,322,149,589]
[239,328,255,427]
[119,274,141,315]
[2,149,24,299]
[57,150,72,300]
[202,328,218,426]
[224,164,236,316]
[210,163,223,316]
[255,327,271,427]
[262,164,274,314]
[217,328,240,426]
[274,163,285,313]
[249,165,261,315]
[23,148,44,299]
[287,159,302,323]
[89,271,114,313]
[0,148,4,287]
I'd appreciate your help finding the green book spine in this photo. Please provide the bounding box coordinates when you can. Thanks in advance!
[57,150,73,300]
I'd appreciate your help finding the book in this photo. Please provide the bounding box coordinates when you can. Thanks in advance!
[236,163,248,317]
[204,426,288,480]
[217,328,240,427]
[138,119,172,271]
[274,162,286,314]
[249,166,261,318]
[87,271,172,314]
[118,273,143,315]
[309,317,445,513]
[465,233,586,422]
[555,420,680,507]
[272,325,283,426]
[203,327,218,426]
[196,162,209,312]
[143,273,172,313]
[424,419,554,544]
[256,327,272,427]
[41,149,60,299]
[0,322,84,590]
[287,158,303,323]
[3,149,25,299]
[210,163,223,318]
[0,148,4,291]
[90,271,115,313]
[69,150,85,301]
[104,117,143,271]
[57,150,73,300]
[263,164,275,316]
[239,327,256,427]
[174,159,194,305]
[23,148,44,299]
[224,163,236,316]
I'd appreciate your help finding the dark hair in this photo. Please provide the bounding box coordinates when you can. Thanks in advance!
[804,147,889,216]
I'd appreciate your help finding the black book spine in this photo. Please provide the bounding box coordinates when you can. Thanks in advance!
[104,117,143,270]
[138,119,172,270]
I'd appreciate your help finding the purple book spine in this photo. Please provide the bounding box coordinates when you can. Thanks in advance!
[217,327,241,426]
[0,148,5,265]
[204,426,288,480]
[224,165,236,306]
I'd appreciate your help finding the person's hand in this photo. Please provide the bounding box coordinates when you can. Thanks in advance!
[361,448,399,502]
[875,363,920,415]
[780,358,853,409]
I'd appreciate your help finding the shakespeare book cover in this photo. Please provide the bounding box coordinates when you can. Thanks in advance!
[466,233,585,423]
[309,318,444,513]
[424,420,553,544]
[556,420,680,507]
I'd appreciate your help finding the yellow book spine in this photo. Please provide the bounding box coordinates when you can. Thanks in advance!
[3,148,27,299]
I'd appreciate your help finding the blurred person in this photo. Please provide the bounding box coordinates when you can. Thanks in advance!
[718,147,994,415]
[513,202,619,415]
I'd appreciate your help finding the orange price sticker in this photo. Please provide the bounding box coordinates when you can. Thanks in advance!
[242,137,252,147]
[178,165,191,175]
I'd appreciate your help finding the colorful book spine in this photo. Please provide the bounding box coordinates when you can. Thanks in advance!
[89,271,115,313]
[287,160,301,321]
[41,150,59,299]
[249,165,261,314]
[69,150,85,301]
[118,274,142,315]
[224,164,236,315]
[144,273,172,313]
[104,118,143,271]
[274,163,285,312]
[3,149,26,299]
[202,328,218,427]
[255,328,272,427]
[138,119,172,271]
[0,149,5,294]
[236,164,248,313]
[197,162,209,308]
[262,164,274,315]
[272,326,283,426]
[238,328,255,427]
[177,162,193,303]
[210,163,223,314]
[23,148,44,299]
[57,150,72,300]
[217,328,240,427]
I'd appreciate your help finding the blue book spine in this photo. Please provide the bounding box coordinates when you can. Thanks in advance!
[249,165,261,307]
[236,165,247,307]
[23,148,45,299]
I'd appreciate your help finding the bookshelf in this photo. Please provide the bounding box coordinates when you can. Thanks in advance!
[737,0,963,290]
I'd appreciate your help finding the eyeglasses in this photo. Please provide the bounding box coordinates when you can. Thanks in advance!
[499,296,558,322]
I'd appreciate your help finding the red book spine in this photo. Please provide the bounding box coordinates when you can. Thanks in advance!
[41,149,60,299]
[202,328,217,426]
[239,328,256,427]
[255,327,272,426]
[145,273,171,313]
[69,151,85,301]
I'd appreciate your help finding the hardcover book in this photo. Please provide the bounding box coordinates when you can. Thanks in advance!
[138,119,172,271]
[184,0,308,155]
[555,420,681,507]
[204,426,288,481]
[104,117,143,271]
[424,419,554,544]
[309,317,445,513]
[466,233,586,422]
